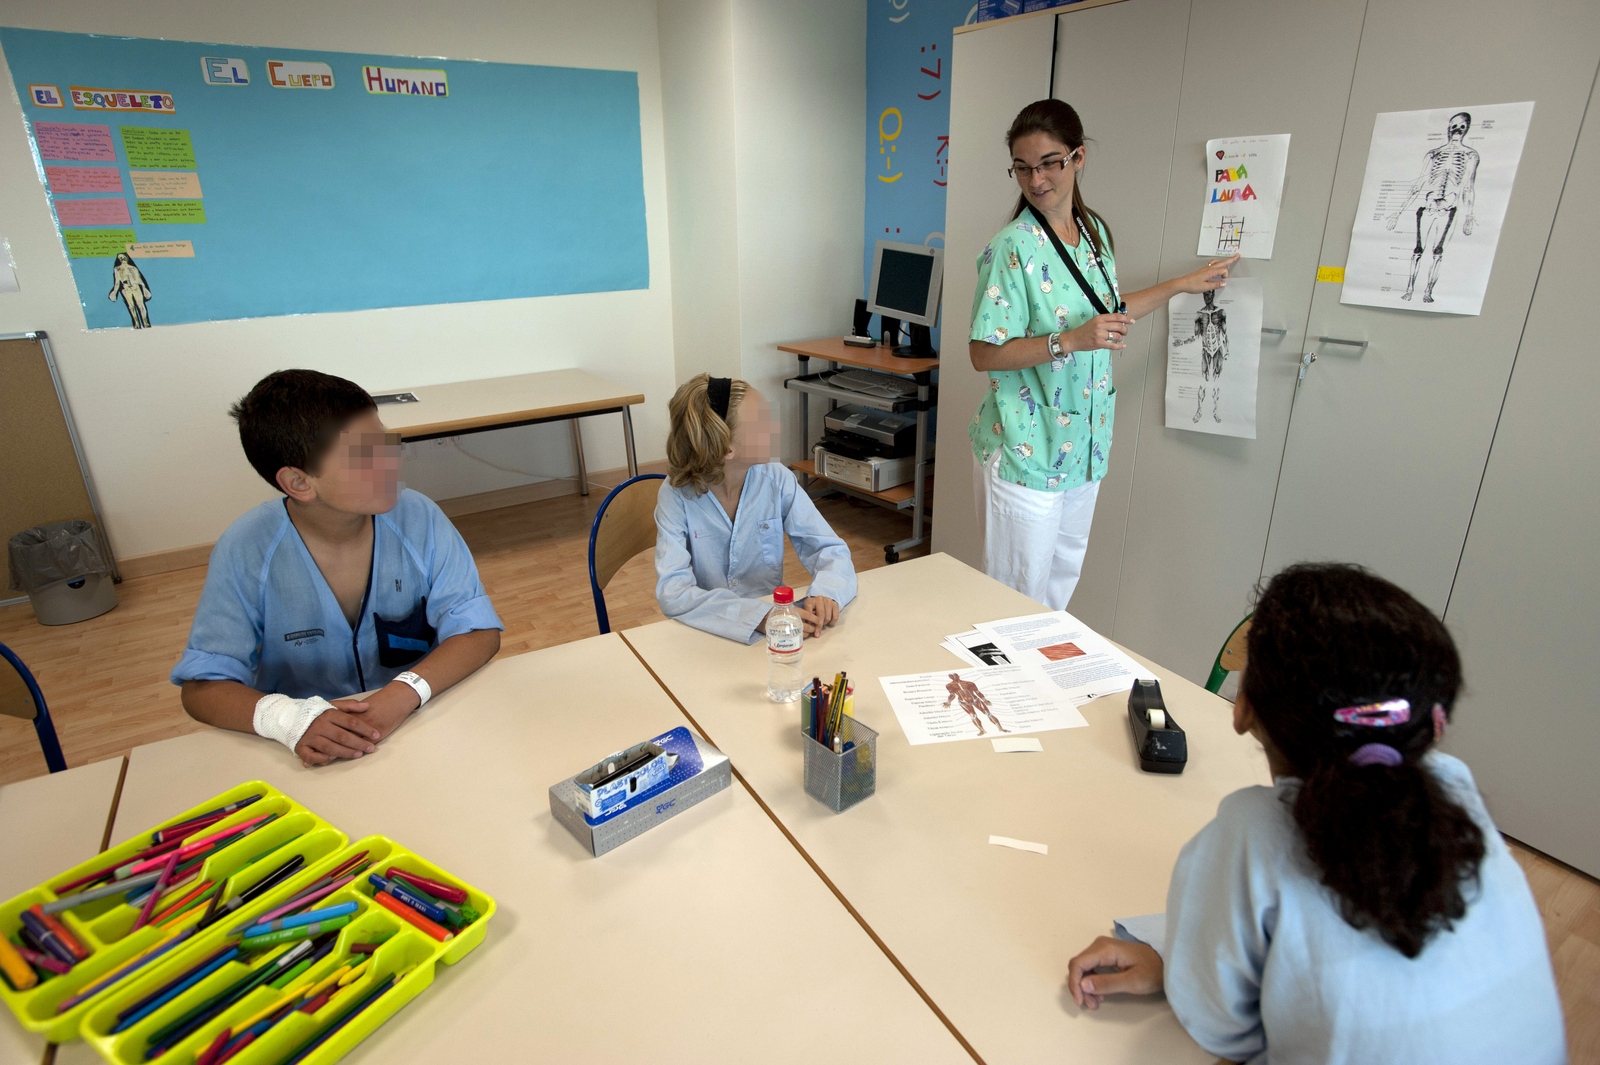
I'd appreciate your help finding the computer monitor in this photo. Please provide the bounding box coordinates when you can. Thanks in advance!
[867,240,944,336]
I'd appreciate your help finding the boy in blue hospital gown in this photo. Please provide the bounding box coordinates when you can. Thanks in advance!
[172,370,502,766]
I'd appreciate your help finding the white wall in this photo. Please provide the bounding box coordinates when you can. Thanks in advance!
[659,0,867,448]
[0,0,679,558]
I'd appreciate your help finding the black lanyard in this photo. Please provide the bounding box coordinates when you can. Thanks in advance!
[1026,202,1121,315]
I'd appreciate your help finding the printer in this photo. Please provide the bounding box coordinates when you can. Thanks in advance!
[820,405,918,459]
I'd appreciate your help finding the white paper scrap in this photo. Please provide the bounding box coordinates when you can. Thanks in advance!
[879,663,1088,745]
[989,835,1048,855]
[992,737,1044,753]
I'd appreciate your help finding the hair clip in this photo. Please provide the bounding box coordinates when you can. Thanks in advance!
[1349,743,1404,768]
[706,377,733,421]
[1432,703,1447,742]
[1332,699,1411,728]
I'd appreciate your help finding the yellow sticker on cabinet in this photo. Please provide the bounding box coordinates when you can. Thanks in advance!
[1316,266,1345,283]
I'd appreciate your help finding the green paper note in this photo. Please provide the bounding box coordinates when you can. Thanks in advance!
[136,199,206,224]
[120,127,196,169]
[63,228,137,258]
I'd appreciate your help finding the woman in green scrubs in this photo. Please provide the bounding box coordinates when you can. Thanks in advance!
[968,99,1237,609]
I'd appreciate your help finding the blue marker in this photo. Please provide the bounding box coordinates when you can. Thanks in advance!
[368,874,448,925]
[239,901,358,939]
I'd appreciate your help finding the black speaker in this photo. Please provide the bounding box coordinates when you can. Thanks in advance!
[852,298,872,337]
[879,316,901,348]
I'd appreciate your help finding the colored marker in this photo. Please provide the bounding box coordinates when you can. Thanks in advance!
[20,908,80,967]
[241,901,358,939]
[129,814,273,875]
[0,936,38,991]
[111,946,239,1032]
[131,852,180,932]
[153,794,262,843]
[42,868,166,914]
[198,853,305,930]
[56,927,194,1012]
[368,874,448,925]
[240,915,352,950]
[16,945,71,976]
[373,890,452,942]
[386,868,467,905]
[244,872,355,931]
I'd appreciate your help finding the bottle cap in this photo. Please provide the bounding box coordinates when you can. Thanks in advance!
[772,586,794,604]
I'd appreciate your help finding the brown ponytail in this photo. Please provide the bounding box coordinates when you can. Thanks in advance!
[1005,99,1113,259]
[1242,563,1486,958]
[666,373,748,494]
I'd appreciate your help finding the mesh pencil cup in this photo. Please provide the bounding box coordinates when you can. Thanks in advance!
[801,716,877,813]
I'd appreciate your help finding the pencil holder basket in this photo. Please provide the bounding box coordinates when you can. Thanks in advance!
[801,717,877,813]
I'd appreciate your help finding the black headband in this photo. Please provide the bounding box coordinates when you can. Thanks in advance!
[707,377,733,421]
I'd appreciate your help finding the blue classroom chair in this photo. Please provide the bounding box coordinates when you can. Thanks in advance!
[588,474,666,635]
[0,640,68,773]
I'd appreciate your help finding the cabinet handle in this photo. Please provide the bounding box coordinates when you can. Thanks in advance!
[1261,327,1287,338]
[1315,336,1368,352]
[1297,352,1318,381]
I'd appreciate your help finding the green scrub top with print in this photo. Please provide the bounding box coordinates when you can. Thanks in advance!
[967,212,1118,492]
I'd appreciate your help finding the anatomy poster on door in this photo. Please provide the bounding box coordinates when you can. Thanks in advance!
[1165,276,1262,439]
[1341,102,1533,315]
[1197,134,1290,259]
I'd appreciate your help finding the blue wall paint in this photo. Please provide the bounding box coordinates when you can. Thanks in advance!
[862,0,976,345]
[1,29,649,329]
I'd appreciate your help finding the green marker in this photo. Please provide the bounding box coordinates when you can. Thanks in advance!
[240,915,351,950]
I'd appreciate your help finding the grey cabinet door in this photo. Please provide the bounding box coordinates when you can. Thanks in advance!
[1441,70,1600,877]
[1109,0,1368,681]
[1259,0,1600,613]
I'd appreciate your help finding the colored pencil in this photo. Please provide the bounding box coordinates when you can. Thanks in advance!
[193,1028,232,1065]
[56,927,194,1012]
[280,975,396,1065]
[111,946,239,1033]
[131,852,180,932]
[147,880,214,926]
[139,942,307,1051]
[211,1030,257,1064]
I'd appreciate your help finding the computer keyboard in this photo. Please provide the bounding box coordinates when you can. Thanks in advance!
[829,369,917,400]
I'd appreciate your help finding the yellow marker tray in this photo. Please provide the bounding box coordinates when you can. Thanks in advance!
[0,782,343,1043]
[81,835,494,1065]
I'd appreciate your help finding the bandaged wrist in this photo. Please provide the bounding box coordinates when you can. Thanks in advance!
[253,693,335,753]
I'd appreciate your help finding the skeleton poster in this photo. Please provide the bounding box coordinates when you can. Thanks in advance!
[1341,102,1534,315]
[1165,276,1263,439]
[1197,134,1290,259]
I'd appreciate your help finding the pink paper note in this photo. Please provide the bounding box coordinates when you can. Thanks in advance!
[56,198,132,227]
[34,122,117,162]
[46,166,124,194]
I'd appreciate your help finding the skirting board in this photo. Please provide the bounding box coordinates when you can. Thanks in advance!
[111,460,669,580]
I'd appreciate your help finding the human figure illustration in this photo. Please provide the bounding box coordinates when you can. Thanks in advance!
[1386,112,1478,304]
[942,673,1008,736]
[108,252,152,328]
[1173,288,1227,423]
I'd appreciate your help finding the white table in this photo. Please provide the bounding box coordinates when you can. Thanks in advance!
[0,757,125,1065]
[62,634,970,1065]
[376,369,644,495]
[622,553,1271,1064]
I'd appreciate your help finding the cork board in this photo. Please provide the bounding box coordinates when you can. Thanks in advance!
[0,336,99,549]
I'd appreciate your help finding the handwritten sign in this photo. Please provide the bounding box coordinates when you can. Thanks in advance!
[63,228,137,258]
[34,121,116,161]
[46,166,123,193]
[136,199,206,223]
[56,198,132,226]
[120,127,196,168]
[130,171,202,199]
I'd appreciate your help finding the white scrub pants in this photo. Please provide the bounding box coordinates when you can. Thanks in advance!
[974,450,1101,611]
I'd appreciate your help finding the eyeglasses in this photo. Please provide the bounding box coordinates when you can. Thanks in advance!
[1008,151,1080,180]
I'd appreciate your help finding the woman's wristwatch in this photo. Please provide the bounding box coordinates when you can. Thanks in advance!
[1048,332,1065,367]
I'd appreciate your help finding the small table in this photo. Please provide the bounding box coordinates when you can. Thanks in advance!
[779,339,937,564]
[0,756,126,1065]
[87,636,972,1065]
[375,369,645,496]
[622,554,1271,1064]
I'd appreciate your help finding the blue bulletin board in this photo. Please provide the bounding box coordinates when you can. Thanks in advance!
[0,29,649,329]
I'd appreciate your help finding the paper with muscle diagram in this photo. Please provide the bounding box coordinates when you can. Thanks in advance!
[1165,276,1262,439]
[878,664,1087,746]
[974,611,1154,705]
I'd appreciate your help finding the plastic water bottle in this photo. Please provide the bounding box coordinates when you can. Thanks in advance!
[766,586,805,702]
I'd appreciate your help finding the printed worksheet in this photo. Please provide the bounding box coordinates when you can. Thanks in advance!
[1197,134,1290,260]
[878,664,1088,745]
[942,630,1012,668]
[974,611,1154,705]
[1165,276,1263,439]
[1342,102,1533,315]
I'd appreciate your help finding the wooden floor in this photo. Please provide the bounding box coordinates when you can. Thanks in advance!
[2,488,1594,1059]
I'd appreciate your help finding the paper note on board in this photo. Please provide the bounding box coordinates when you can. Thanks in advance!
[1165,276,1263,439]
[46,166,123,193]
[136,200,206,224]
[63,228,137,258]
[879,663,1087,746]
[130,171,202,199]
[1197,134,1290,260]
[34,122,116,161]
[119,126,196,168]
[127,241,194,258]
[55,198,132,227]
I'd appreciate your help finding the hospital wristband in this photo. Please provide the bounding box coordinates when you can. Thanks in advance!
[394,671,432,709]
[252,694,335,754]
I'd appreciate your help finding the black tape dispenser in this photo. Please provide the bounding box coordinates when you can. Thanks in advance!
[1128,678,1186,774]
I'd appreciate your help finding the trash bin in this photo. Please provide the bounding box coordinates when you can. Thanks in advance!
[8,519,118,625]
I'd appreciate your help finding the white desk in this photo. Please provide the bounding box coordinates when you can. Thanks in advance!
[0,757,125,1065]
[376,369,645,495]
[67,635,969,1065]
[622,553,1271,1064]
